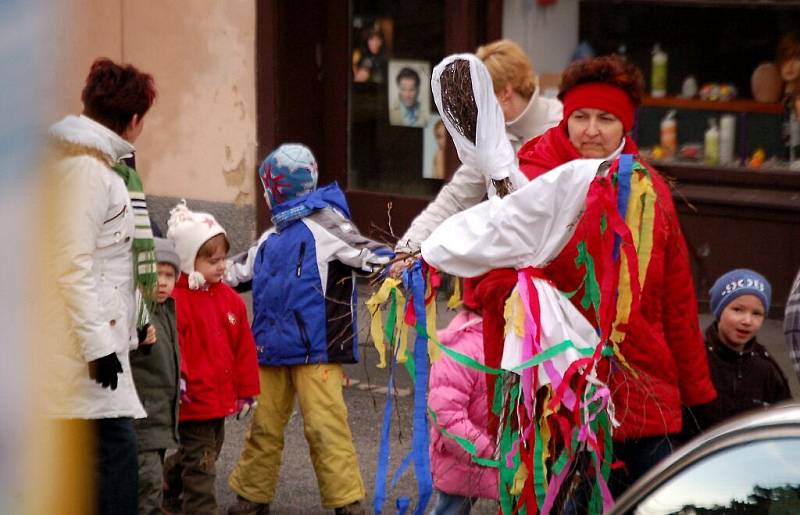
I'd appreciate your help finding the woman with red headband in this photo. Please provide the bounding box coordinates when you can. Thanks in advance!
[518,55,716,497]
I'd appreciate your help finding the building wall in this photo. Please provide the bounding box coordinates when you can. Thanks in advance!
[46,0,257,208]
[502,0,578,76]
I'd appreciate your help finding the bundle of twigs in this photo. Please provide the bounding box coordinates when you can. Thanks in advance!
[440,58,513,199]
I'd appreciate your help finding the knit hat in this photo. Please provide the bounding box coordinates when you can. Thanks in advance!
[154,237,180,274]
[258,143,318,208]
[166,201,227,289]
[709,268,771,319]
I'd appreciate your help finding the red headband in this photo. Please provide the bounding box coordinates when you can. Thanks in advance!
[562,82,636,132]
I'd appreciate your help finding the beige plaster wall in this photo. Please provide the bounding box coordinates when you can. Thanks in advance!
[47,0,257,205]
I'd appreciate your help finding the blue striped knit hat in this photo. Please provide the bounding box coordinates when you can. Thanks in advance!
[258,144,318,208]
[709,268,771,319]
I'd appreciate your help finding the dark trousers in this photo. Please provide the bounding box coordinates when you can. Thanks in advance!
[163,418,225,514]
[609,435,674,499]
[96,417,139,515]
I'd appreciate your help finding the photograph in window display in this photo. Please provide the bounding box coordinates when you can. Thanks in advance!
[387,59,430,128]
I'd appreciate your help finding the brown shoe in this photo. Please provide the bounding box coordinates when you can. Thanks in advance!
[227,495,270,515]
[334,500,366,515]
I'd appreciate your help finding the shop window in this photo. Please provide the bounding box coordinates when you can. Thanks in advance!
[579,1,800,170]
[349,0,447,197]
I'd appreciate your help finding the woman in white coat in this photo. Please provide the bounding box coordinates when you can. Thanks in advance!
[46,57,157,515]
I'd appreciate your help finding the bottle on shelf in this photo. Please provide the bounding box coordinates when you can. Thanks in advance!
[651,44,668,98]
[719,114,736,165]
[704,117,720,165]
[660,109,677,158]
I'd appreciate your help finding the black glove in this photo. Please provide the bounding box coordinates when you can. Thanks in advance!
[88,352,123,390]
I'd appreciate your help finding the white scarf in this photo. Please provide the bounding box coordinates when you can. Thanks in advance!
[431,53,518,183]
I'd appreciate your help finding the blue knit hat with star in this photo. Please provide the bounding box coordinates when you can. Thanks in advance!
[259,143,318,207]
[709,268,771,319]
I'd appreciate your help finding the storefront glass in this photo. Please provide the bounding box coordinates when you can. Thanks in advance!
[348,0,448,197]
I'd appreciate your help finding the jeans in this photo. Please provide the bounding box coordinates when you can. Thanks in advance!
[96,417,139,515]
[432,490,477,515]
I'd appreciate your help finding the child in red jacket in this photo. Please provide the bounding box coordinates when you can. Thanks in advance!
[162,201,260,514]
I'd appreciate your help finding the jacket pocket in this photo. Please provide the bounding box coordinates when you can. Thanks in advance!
[97,204,130,249]
[293,310,312,363]
[295,242,306,277]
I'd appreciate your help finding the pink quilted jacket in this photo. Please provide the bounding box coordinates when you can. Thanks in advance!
[428,310,498,500]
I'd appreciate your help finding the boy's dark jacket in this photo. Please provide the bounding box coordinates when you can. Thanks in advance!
[251,182,392,366]
[685,323,791,438]
[130,298,180,451]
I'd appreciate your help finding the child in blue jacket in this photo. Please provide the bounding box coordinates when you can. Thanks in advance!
[227,144,392,515]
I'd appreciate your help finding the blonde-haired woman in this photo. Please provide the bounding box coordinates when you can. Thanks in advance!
[395,39,561,259]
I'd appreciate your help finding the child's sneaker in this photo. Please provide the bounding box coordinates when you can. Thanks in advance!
[227,495,270,514]
[334,501,366,515]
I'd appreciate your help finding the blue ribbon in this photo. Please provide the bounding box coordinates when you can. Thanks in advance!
[613,153,633,261]
[372,262,433,514]
[405,261,433,515]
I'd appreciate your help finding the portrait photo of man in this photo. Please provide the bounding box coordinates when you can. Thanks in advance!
[388,60,430,128]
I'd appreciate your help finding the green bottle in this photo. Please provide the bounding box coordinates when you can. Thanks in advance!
[651,44,667,98]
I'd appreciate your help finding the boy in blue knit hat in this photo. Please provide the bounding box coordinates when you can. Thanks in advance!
[226,144,392,515]
[685,269,791,437]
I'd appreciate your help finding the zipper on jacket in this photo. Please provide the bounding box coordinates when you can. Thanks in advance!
[103,204,127,224]
[296,242,306,277]
[294,310,312,363]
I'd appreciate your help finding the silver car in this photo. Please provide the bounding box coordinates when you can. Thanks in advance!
[609,402,800,514]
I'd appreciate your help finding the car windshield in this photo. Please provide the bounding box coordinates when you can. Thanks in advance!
[634,437,800,515]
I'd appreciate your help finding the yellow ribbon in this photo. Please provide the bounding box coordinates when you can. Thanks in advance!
[365,278,407,368]
[447,275,463,310]
[609,171,657,372]
[503,287,525,338]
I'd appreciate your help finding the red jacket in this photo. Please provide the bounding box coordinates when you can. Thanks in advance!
[173,274,260,421]
[518,123,716,440]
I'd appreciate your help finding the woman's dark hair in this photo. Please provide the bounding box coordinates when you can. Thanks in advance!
[558,55,645,107]
[81,57,157,136]
[777,32,800,65]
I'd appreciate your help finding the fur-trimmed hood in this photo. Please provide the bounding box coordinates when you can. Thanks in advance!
[49,114,134,164]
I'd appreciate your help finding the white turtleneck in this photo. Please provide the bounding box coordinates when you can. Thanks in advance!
[505,86,563,153]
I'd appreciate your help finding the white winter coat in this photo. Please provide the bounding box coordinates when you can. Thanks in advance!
[45,114,146,420]
[396,86,562,253]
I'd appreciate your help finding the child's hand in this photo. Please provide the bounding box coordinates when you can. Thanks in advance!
[179,378,191,404]
[137,324,157,354]
[389,254,415,278]
[236,397,258,419]
[143,325,157,345]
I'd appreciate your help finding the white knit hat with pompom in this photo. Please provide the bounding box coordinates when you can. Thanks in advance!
[166,200,227,290]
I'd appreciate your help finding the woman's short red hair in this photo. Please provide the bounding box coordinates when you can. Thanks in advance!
[81,57,156,135]
[558,55,645,108]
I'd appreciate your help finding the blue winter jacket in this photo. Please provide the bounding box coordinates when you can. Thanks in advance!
[251,182,392,366]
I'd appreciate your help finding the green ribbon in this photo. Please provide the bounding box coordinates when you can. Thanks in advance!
[427,408,500,468]
[575,240,601,314]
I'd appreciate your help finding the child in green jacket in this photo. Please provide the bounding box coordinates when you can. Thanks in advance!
[130,237,182,515]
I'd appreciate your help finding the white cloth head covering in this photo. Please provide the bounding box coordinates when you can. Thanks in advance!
[431,53,518,182]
